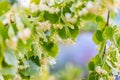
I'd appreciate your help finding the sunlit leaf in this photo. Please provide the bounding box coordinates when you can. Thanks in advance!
[0,67,17,75]
[102,27,114,40]
[96,16,104,23]
[88,61,95,71]
[20,60,40,76]
[69,25,80,40]
[44,11,59,24]
[30,0,40,4]
[88,72,99,80]
[0,2,10,16]
[93,30,104,44]
[114,34,120,46]
[42,42,59,57]
[58,26,68,39]
[4,49,17,67]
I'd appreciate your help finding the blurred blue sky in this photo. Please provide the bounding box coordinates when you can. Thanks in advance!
[53,32,97,72]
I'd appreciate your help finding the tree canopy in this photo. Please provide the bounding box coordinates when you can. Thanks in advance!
[0,0,119,80]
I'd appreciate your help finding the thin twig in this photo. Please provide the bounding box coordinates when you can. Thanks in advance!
[106,10,110,26]
[102,10,110,59]
[102,45,106,59]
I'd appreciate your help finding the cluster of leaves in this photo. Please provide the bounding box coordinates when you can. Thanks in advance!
[0,0,99,79]
[88,11,120,79]
[0,0,116,80]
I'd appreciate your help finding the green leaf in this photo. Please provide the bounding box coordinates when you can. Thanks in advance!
[108,50,117,62]
[48,43,59,57]
[81,13,97,21]
[28,60,40,75]
[0,22,9,40]
[69,25,80,40]
[58,26,68,39]
[0,67,17,75]
[96,16,104,23]
[103,61,111,72]
[42,42,59,57]
[88,61,95,71]
[93,30,104,44]
[0,21,4,33]
[30,0,40,4]
[102,27,114,40]
[0,35,4,69]
[0,2,10,16]
[4,49,17,67]
[95,56,101,65]
[58,25,79,40]
[98,22,106,30]
[11,23,18,35]
[93,54,102,66]
[114,34,120,47]
[29,56,40,66]
[44,11,59,24]
[88,72,98,80]
[110,10,116,18]
[105,60,113,69]
[88,54,101,71]
[20,60,40,76]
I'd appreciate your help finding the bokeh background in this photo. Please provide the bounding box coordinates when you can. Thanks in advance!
[50,28,98,80]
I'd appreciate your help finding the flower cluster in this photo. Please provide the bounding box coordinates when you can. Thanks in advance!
[95,66,107,75]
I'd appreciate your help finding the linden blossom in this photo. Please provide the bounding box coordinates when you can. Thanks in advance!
[18,0,30,8]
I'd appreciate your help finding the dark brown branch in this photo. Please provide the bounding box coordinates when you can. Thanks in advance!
[102,45,106,59]
[106,10,110,26]
[102,10,110,59]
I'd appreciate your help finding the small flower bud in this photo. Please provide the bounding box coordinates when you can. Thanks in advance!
[95,66,102,74]
[23,28,31,39]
